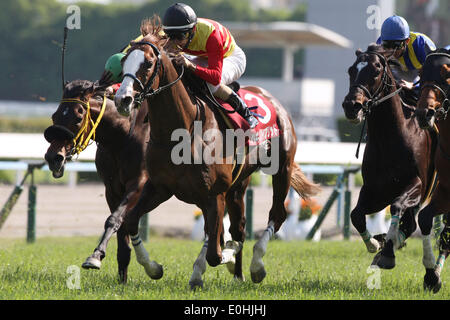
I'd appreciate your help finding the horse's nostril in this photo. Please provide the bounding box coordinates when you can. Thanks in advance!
[123,96,133,106]
[54,154,64,164]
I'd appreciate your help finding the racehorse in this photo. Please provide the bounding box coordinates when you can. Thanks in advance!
[44,78,155,283]
[113,17,320,289]
[414,47,450,293]
[342,44,437,270]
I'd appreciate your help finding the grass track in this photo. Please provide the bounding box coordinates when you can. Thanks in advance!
[0,236,448,300]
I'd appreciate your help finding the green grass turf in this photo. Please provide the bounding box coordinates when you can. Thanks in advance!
[0,236,448,300]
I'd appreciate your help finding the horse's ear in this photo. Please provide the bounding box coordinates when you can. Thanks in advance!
[441,64,450,85]
[355,49,363,57]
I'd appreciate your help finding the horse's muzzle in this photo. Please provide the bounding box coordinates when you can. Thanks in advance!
[114,94,133,117]
[416,107,436,129]
[342,100,363,123]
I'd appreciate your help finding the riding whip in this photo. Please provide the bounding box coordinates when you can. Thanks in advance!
[62,26,68,91]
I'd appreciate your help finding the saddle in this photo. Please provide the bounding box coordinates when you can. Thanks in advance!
[181,68,281,146]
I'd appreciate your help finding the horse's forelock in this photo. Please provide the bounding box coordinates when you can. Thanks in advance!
[63,80,94,98]
[140,14,164,39]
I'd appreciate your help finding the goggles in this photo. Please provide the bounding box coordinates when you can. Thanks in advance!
[382,40,406,50]
[166,31,191,41]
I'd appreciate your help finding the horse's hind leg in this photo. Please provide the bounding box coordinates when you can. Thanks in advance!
[251,166,290,283]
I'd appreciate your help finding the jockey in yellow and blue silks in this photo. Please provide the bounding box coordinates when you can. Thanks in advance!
[376,15,436,98]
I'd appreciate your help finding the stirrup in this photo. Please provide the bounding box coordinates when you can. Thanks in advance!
[246,115,258,129]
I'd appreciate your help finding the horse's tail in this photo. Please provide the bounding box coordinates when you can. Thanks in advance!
[290,162,321,199]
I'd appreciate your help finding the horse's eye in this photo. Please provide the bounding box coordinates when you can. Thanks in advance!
[144,60,153,70]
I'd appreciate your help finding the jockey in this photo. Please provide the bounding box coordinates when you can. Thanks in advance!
[376,15,436,100]
[162,3,258,128]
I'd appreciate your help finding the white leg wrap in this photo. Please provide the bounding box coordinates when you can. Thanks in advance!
[360,230,380,253]
[435,254,446,275]
[386,215,403,251]
[221,240,242,265]
[422,234,436,269]
[131,234,161,278]
[250,221,274,273]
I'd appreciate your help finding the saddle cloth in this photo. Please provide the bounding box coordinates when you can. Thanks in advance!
[216,88,281,146]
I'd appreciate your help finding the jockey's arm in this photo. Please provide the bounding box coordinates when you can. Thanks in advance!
[192,32,224,86]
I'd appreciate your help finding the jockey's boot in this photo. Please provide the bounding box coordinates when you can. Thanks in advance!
[226,91,258,129]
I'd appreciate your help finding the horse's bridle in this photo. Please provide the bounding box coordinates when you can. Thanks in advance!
[122,41,184,107]
[419,52,450,121]
[350,51,402,115]
[350,50,402,158]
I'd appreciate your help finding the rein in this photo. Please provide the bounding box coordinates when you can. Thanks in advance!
[352,51,403,158]
[123,41,185,135]
[60,94,107,157]
[123,41,185,107]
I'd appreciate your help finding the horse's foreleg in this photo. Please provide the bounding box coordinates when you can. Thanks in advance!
[376,179,422,269]
[82,199,129,270]
[423,211,450,293]
[116,226,131,283]
[350,187,382,253]
[223,182,248,281]
[82,182,144,273]
[124,180,172,280]
[204,194,226,267]
[189,237,208,290]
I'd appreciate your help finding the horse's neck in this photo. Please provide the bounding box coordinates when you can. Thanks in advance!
[88,97,132,147]
[146,55,198,143]
[367,76,405,135]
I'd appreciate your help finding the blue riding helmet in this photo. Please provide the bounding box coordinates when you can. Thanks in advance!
[381,15,410,41]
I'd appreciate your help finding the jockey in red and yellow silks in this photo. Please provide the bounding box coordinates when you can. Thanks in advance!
[163,3,258,128]
[181,18,236,86]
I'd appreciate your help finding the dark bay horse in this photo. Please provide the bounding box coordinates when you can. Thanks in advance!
[414,47,450,293]
[44,79,160,283]
[342,44,437,270]
[113,19,320,288]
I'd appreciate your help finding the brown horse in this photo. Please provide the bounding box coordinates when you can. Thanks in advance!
[342,44,437,270]
[414,47,450,293]
[113,18,319,289]
[44,79,157,283]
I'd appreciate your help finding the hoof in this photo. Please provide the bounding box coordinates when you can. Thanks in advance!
[374,253,396,270]
[374,240,395,269]
[147,261,164,280]
[82,256,102,270]
[424,268,442,294]
[189,279,204,291]
[250,267,266,284]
